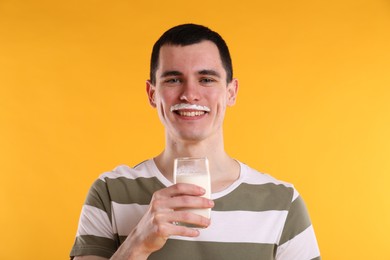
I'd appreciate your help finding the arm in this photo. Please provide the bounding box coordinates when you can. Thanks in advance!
[74,257,108,260]
[72,183,213,260]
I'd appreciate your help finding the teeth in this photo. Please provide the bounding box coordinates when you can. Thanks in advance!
[178,111,205,117]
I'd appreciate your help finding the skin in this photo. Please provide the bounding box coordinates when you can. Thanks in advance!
[74,40,239,260]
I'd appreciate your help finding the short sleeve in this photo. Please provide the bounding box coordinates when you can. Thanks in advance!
[276,194,321,260]
[70,179,119,259]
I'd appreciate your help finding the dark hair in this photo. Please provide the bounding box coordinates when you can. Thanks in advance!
[150,23,233,85]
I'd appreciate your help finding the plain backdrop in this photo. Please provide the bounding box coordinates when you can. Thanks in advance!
[1,0,389,259]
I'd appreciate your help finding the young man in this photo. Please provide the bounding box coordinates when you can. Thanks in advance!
[70,24,321,260]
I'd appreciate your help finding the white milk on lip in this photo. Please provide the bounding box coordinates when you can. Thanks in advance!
[175,173,211,219]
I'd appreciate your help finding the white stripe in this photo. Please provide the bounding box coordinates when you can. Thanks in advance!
[212,162,297,199]
[76,205,113,239]
[171,210,288,244]
[97,160,172,188]
[97,161,298,202]
[241,163,299,201]
[276,225,320,260]
[241,163,294,188]
[111,202,149,236]
[98,165,146,181]
[291,189,299,201]
[109,203,289,244]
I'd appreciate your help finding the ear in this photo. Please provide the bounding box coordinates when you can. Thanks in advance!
[227,78,239,106]
[146,80,157,108]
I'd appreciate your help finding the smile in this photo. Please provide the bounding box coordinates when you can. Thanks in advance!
[170,103,210,117]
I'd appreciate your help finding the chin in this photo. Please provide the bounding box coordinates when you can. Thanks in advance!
[176,132,208,143]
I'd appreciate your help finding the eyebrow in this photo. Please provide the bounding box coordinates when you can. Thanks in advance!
[198,69,221,78]
[160,69,221,78]
[160,70,183,78]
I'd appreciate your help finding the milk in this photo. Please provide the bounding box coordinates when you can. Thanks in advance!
[173,157,211,228]
[175,174,211,218]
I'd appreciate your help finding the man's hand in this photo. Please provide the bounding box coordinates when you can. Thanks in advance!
[112,183,214,259]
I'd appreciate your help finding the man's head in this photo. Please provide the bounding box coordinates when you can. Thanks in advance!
[150,24,233,85]
[146,24,238,143]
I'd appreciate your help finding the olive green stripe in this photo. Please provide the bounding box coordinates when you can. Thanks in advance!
[105,176,165,204]
[84,179,113,221]
[85,179,295,214]
[148,239,276,260]
[118,236,320,260]
[85,177,165,210]
[88,178,294,212]
[73,236,320,259]
[214,183,294,211]
[279,196,312,245]
[70,235,117,259]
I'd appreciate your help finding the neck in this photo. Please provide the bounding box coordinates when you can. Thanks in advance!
[154,134,240,192]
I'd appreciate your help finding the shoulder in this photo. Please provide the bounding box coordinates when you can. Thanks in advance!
[238,161,299,202]
[87,159,157,197]
[97,159,154,182]
[88,159,163,204]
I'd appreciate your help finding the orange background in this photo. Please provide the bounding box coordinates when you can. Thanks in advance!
[1,0,389,259]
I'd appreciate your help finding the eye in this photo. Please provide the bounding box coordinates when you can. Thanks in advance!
[164,78,181,84]
[200,77,216,84]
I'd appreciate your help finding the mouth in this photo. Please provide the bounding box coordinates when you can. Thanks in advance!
[176,110,207,117]
[170,103,210,117]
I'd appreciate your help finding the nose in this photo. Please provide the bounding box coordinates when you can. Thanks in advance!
[180,79,200,102]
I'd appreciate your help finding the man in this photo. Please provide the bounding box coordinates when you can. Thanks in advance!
[70,23,321,259]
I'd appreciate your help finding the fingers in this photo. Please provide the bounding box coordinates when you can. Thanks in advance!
[152,217,201,239]
[153,210,211,237]
[170,195,214,209]
[151,183,212,210]
[130,184,213,256]
[155,183,207,198]
[150,184,213,232]
[171,210,212,229]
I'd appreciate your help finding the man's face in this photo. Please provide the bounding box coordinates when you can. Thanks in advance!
[147,40,238,143]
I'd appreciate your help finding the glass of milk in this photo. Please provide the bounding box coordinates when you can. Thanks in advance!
[173,157,211,228]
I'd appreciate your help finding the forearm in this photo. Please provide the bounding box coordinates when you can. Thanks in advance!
[110,244,148,260]
[73,234,149,260]
[110,228,150,260]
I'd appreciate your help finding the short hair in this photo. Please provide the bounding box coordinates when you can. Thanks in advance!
[150,23,233,85]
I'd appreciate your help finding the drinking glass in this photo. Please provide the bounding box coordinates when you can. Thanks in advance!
[173,157,211,227]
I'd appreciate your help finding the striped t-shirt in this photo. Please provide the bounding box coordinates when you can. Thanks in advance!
[70,159,320,259]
